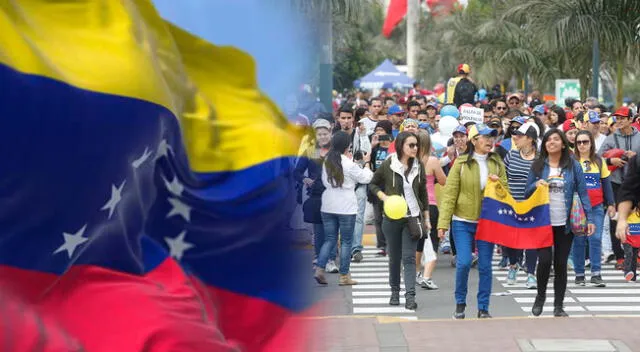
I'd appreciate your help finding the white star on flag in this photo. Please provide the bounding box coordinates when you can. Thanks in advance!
[530,216,535,222]
[54,224,89,258]
[166,197,191,222]
[101,180,126,219]
[508,210,513,215]
[164,231,194,261]
[498,209,503,215]
[155,139,172,160]
[163,176,184,196]
[132,147,153,169]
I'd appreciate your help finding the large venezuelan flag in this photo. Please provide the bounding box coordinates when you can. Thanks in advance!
[476,180,553,249]
[0,0,314,351]
[626,212,640,248]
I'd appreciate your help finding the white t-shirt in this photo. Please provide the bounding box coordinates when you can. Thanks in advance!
[474,153,489,191]
[360,117,378,136]
[595,133,606,151]
[403,175,421,217]
[548,167,567,226]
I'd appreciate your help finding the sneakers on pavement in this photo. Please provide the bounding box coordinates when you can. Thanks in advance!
[477,310,492,319]
[453,304,466,319]
[575,276,586,286]
[325,260,339,273]
[526,274,537,289]
[616,259,624,270]
[553,307,569,317]
[590,275,606,287]
[625,272,635,282]
[507,267,518,285]
[419,277,439,290]
[351,251,363,263]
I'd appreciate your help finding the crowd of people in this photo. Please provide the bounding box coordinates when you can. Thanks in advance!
[294,64,640,319]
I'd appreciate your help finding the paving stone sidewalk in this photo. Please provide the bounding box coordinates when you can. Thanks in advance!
[304,316,640,352]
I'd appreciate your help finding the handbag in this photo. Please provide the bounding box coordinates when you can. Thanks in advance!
[407,215,427,240]
[570,193,588,236]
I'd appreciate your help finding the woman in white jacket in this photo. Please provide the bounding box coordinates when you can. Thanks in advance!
[314,131,374,286]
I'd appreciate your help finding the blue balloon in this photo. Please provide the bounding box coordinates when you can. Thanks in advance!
[476,88,487,101]
[440,105,460,119]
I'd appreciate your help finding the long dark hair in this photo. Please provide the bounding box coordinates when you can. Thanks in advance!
[550,106,566,127]
[575,130,602,169]
[532,128,572,175]
[325,131,351,188]
[395,132,419,179]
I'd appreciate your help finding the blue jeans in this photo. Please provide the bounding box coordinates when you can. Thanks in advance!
[572,204,605,276]
[313,223,336,261]
[351,185,367,254]
[318,212,356,275]
[452,220,495,311]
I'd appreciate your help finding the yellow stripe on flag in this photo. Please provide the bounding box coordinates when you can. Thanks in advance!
[484,180,549,214]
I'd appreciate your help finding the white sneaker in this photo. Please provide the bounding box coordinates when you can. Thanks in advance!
[525,274,537,289]
[420,278,439,290]
[326,260,339,273]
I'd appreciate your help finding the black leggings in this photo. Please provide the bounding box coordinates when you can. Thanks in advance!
[416,205,439,253]
[537,226,574,307]
[610,183,626,260]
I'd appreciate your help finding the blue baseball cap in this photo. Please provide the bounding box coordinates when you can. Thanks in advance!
[532,104,546,115]
[426,102,438,110]
[388,105,404,115]
[468,123,498,140]
[452,125,467,136]
[510,116,527,125]
[586,110,600,123]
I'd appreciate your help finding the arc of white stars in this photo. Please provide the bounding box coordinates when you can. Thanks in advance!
[164,231,194,261]
[163,176,184,196]
[132,147,153,169]
[54,224,89,258]
[101,180,126,219]
[166,197,191,222]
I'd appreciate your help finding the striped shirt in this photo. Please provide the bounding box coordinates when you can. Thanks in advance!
[504,149,535,200]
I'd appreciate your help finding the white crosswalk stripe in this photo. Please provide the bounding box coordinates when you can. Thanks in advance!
[348,247,417,320]
[493,253,639,317]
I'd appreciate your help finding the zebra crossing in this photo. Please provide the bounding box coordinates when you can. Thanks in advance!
[493,254,640,317]
[349,246,417,320]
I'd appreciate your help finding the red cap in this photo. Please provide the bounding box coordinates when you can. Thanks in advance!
[562,119,579,132]
[457,64,470,74]
[612,106,631,118]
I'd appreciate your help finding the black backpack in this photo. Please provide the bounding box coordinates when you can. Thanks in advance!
[454,78,477,107]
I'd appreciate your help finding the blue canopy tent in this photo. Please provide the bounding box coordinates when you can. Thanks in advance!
[353,59,415,90]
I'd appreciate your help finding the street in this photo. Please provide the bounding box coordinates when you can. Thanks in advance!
[300,226,640,351]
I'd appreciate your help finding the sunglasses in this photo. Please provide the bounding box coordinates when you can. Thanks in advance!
[408,143,418,149]
[496,107,507,110]
[576,140,590,146]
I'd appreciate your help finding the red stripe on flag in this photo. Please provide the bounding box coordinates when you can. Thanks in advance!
[476,219,553,249]
[0,261,239,351]
[383,0,407,38]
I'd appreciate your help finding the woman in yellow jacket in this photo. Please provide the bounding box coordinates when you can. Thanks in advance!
[437,123,508,319]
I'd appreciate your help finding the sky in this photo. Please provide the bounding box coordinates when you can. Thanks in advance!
[153,0,314,108]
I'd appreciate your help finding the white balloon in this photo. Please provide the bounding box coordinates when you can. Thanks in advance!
[438,116,460,138]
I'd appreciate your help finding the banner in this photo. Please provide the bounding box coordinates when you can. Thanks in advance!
[459,106,484,124]
[476,180,553,249]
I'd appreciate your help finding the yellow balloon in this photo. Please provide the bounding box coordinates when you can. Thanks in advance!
[384,195,408,220]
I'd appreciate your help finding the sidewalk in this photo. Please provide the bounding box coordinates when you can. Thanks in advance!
[304,315,640,351]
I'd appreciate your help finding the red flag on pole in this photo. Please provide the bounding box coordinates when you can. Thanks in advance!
[383,0,408,38]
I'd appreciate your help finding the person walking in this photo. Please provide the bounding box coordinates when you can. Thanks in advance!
[314,131,373,286]
[572,130,615,287]
[503,122,540,289]
[369,132,429,310]
[437,124,507,319]
[526,129,595,317]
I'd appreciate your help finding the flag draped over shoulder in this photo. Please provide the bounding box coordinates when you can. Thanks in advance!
[626,213,640,248]
[0,0,312,351]
[476,180,553,249]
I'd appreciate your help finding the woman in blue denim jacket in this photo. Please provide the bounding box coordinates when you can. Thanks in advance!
[525,128,595,318]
